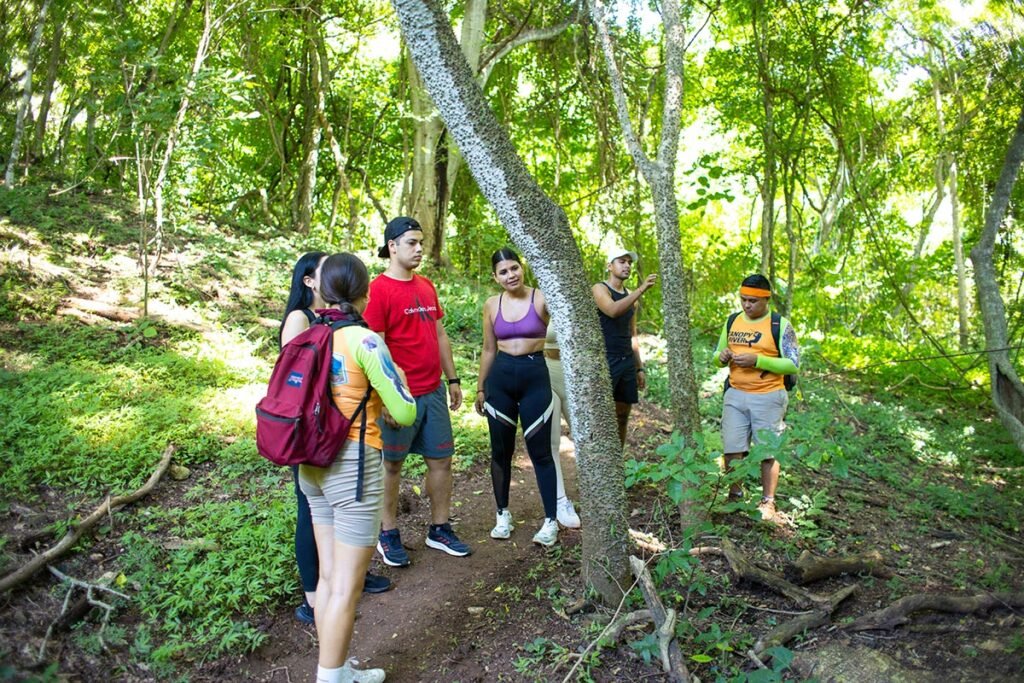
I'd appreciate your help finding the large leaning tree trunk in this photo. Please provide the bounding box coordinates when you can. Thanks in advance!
[969,104,1024,453]
[390,0,630,604]
[589,0,700,445]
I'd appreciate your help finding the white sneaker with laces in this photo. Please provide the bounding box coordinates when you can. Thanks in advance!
[556,497,581,528]
[340,659,385,683]
[532,518,559,546]
[490,509,514,539]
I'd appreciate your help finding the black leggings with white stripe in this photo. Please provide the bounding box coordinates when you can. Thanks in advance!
[483,351,558,519]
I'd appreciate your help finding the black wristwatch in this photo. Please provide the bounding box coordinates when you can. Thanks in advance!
[447,377,461,385]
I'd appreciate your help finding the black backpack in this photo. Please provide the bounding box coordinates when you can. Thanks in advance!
[724,311,797,392]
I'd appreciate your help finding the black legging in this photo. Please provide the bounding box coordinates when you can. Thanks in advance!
[483,352,558,519]
[292,466,318,594]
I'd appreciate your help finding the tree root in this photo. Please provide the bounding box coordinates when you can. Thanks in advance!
[595,609,654,647]
[845,592,1024,631]
[0,444,176,594]
[720,539,828,609]
[754,584,857,657]
[786,549,893,584]
[628,556,690,682]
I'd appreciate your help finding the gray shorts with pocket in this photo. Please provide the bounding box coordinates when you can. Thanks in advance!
[299,440,384,547]
[721,388,788,455]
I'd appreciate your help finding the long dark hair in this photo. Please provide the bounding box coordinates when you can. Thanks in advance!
[491,247,521,272]
[279,251,327,347]
[319,253,370,316]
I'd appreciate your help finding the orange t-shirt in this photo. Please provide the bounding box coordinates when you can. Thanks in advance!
[726,314,784,393]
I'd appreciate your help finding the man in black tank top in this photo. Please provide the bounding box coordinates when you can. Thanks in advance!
[592,247,658,447]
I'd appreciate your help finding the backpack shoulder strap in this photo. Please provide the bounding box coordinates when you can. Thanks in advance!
[726,311,741,332]
[770,312,781,353]
[301,308,316,324]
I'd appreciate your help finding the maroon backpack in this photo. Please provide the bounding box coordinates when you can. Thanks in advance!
[256,312,373,492]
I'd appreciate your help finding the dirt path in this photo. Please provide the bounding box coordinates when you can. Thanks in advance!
[236,441,582,683]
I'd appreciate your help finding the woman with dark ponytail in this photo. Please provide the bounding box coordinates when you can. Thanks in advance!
[279,253,392,631]
[298,253,416,683]
[474,248,561,547]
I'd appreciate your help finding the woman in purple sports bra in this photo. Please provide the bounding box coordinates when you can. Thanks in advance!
[474,248,561,547]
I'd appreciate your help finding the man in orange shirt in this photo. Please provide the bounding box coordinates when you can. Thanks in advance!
[714,274,799,523]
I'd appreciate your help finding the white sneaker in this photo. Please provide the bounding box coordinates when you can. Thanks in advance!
[532,518,559,546]
[341,659,386,683]
[490,509,514,539]
[556,497,581,529]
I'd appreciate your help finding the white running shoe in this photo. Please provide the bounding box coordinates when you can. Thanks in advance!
[556,497,581,529]
[532,518,559,546]
[341,659,386,683]
[490,509,514,539]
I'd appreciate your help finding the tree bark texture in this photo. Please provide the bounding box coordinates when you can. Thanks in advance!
[968,103,1024,453]
[390,0,630,604]
[4,0,51,188]
[588,0,700,448]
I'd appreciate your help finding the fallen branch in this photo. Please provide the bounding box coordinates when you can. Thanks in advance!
[786,549,893,584]
[720,539,826,610]
[754,585,857,657]
[845,592,1024,631]
[629,555,690,682]
[38,566,131,661]
[0,445,176,594]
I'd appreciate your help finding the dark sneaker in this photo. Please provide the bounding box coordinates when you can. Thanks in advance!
[295,600,314,625]
[363,571,392,594]
[425,522,472,557]
[376,528,411,567]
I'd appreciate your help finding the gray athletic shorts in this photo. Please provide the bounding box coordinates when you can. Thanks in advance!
[380,383,455,461]
[299,441,384,547]
[721,388,788,455]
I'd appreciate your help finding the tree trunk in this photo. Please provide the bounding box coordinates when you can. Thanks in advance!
[31,4,65,161]
[949,157,969,350]
[754,1,776,280]
[968,104,1024,453]
[4,0,51,188]
[150,0,216,277]
[293,5,322,234]
[404,58,444,260]
[589,0,701,532]
[390,0,629,604]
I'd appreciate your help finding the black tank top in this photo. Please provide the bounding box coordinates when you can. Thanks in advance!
[597,283,633,357]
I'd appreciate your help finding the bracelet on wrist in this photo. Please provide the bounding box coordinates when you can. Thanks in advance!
[447,377,461,385]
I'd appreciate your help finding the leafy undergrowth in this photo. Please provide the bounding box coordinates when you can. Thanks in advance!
[1,184,1022,682]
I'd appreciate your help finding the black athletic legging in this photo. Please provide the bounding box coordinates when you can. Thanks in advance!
[291,466,318,595]
[483,351,558,519]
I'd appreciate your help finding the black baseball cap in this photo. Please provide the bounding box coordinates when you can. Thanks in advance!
[377,216,422,258]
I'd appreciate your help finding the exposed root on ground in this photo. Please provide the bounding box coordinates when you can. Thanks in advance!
[0,445,177,593]
[786,549,893,584]
[845,592,1024,631]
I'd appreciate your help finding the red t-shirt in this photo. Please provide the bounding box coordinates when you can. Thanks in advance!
[363,273,444,397]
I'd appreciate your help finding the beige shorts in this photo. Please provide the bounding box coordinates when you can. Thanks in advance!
[721,388,788,455]
[299,441,384,547]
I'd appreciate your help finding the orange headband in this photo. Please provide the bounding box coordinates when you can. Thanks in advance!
[739,286,771,298]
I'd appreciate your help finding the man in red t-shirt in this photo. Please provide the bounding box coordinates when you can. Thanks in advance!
[363,217,471,567]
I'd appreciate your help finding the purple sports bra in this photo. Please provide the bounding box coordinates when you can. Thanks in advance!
[494,289,547,340]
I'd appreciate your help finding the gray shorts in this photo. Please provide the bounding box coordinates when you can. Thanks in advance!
[380,383,455,461]
[299,441,384,547]
[721,388,788,455]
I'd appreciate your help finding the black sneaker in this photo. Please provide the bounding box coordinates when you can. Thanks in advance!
[376,528,411,567]
[425,522,472,557]
[295,600,314,625]
[363,571,392,594]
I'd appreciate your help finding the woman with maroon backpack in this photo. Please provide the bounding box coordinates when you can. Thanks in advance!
[279,252,393,631]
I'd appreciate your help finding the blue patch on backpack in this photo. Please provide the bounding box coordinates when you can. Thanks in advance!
[287,372,304,387]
